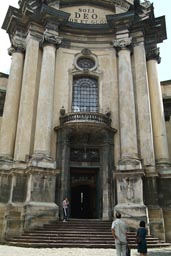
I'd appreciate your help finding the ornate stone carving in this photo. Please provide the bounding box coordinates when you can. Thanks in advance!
[44,0,59,6]
[146,47,161,64]
[42,23,62,46]
[81,48,92,56]
[43,29,61,45]
[10,31,26,54]
[19,0,41,14]
[70,148,100,162]
[28,24,44,42]
[113,37,132,50]
[141,0,152,9]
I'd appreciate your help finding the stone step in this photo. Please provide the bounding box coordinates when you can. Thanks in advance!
[6,241,170,249]
[6,219,171,249]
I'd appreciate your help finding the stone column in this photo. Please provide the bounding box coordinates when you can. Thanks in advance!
[14,29,42,161]
[33,26,61,161]
[102,139,111,220]
[147,48,170,166]
[113,37,141,170]
[133,36,155,171]
[0,40,25,160]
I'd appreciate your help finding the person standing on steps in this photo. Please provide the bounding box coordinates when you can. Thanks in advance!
[62,197,69,222]
[111,211,128,256]
[136,220,147,256]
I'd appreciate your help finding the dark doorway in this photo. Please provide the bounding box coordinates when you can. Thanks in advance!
[70,168,99,219]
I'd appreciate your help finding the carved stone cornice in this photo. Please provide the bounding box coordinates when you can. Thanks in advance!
[113,37,132,52]
[146,47,161,64]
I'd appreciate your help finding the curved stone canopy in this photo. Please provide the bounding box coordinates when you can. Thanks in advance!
[2,0,166,47]
[18,0,134,12]
[59,0,133,10]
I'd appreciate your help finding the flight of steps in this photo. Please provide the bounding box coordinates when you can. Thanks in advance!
[5,219,170,248]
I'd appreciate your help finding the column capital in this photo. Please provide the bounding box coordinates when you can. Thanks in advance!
[10,31,26,54]
[113,37,132,52]
[8,46,25,56]
[42,22,62,47]
[146,47,161,64]
[43,29,62,47]
[27,24,44,43]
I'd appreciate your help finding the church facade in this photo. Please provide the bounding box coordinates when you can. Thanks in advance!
[0,0,171,242]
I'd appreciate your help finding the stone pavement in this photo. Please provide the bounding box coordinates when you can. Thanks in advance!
[0,246,171,256]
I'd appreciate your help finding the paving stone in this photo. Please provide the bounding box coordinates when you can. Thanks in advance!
[0,245,171,256]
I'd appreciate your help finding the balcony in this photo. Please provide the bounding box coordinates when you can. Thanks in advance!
[60,112,111,127]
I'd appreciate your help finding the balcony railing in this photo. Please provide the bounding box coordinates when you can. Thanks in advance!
[60,112,111,127]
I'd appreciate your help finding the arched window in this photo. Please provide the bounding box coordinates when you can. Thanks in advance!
[72,76,98,113]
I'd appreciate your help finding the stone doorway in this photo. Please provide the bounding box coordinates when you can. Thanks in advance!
[70,167,99,219]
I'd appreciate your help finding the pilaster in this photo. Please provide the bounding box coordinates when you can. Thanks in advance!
[59,130,70,219]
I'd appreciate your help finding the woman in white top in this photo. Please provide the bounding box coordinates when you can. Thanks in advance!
[62,197,69,222]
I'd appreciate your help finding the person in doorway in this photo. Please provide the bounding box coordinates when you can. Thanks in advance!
[62,197,69,222]
[136,220,147,256]
[111,211,128,256]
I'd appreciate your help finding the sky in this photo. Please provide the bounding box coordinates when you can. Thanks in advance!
[0,0,170,82]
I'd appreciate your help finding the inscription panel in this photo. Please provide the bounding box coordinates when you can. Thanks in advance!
[62,6,114,24]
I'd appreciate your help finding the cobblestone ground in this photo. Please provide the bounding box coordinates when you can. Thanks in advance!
[0,246,171,256]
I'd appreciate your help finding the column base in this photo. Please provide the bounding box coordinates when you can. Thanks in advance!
[156,158,170,167]
[117,158,142,171]
[0,154,13,162]
[23,202,59,230]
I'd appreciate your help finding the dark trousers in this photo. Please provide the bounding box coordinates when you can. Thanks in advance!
[63,207,68,220]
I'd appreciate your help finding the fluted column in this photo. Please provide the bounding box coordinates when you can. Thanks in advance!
[133,37,155,169]
[147,48,170,166]
[14,30,42,161]
[0,37,25,160]
[33,25,61,160]
[113,37,141,170]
